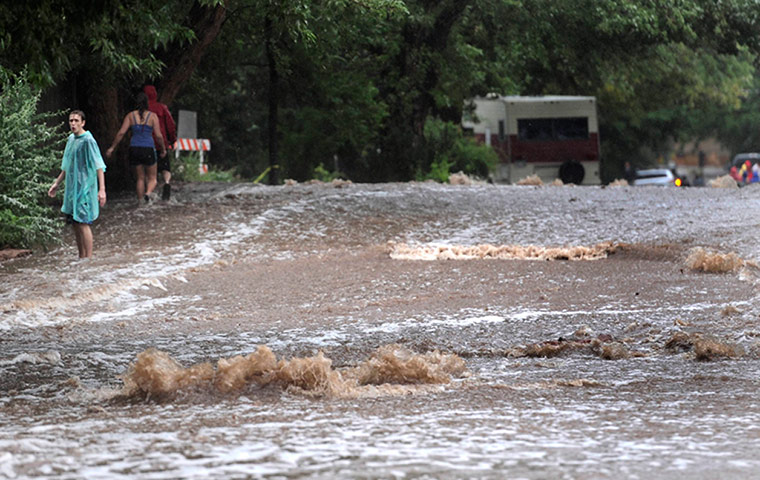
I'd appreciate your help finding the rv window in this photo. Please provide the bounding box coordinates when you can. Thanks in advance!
[498,120,505,141]
[518,117,589,141]
[554,117,588,139]
[518,119,553,140]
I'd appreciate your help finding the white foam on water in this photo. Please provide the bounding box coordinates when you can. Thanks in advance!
[364,313,506,335]
[0,194,327,331]
[4,184,760,479]
[4,396,760,479]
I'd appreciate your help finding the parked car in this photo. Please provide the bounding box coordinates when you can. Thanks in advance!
[730,153,760,185]
[731,152,760,169]
[632,168,684,186]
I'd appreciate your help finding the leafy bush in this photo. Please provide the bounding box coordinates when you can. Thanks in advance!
[0,69,65,248]
[423,158,455,183]
[312,162,345,182]
[173,151,237,182]
[418,117,498,182]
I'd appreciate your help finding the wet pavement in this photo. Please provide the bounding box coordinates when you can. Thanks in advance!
[2,181,760,479]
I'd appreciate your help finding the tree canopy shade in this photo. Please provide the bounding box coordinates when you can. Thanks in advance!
[2,0,760,187]
[0,0,226,188]
[177,0,760,183]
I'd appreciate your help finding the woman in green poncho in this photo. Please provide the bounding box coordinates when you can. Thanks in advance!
[48,110,107,259]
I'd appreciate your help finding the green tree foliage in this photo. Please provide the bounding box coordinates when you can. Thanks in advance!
[483,0,760,179]
[0,1,226,190]
[0,70,65,248]
[419,118,497,181]
[179,0,760,183]
[685,75,760,158]
[0,0,202,87]
[179,0,405,182]
[3,0,759,187]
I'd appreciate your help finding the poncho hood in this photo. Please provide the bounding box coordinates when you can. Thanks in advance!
[143,85,158,103]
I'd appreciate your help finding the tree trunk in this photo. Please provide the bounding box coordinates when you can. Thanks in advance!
[265,14,280,185]
[379,0,470,181]
[81,76,131,192]
[157,1,229,106]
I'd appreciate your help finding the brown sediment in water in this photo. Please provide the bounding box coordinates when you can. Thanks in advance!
[516,174,543,186]
[352,344,467,385]
[708,174,739,188]
[2,277,171,313]
[598,343,631,360]
[303,178,353,188]
[496,378,603,390]
[685,247,745,273]
[214,345,278,393]
[556,378,601,387]
[448,171,474,185]
[721,305,741,316]
[120,344,467,399]
[122,348,215,396]
[274,351,345,396]
[507,334,637,360]
[693,337,739,361]
[0,249,32,262]
[607,179,629,187]
[388,242,619,261]
[664,332,740,360]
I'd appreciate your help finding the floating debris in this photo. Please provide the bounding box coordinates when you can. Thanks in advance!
[685,247,744,273]
[120,344,467,399]
[448,171,473,185]
[607,179,629,187]
[354,344,467,385]
[122,348,214,396]
[721,305,741,316]
[507,334,635,360]
[664,332,740,360]
[0,249,32,261]
[708,175,739,189]
[693,337,739,361]
[214,346,278,393]
[389,242,619,261]
[516,174,543,186]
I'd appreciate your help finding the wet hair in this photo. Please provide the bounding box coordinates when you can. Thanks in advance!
[136,92,149,117]
[69,110,86,122]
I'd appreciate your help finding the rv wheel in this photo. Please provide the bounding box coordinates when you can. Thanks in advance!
[559,160,585,185]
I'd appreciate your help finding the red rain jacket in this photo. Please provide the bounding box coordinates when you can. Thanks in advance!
[143,85,177,149]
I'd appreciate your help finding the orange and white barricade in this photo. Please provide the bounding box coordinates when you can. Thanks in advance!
[174,138,211,174]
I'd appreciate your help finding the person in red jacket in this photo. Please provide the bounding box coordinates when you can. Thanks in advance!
[143,85,177,200]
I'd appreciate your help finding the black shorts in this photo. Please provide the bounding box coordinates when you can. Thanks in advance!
[65,214,92,225]
[129,146,157,167]
[157,151,171,173]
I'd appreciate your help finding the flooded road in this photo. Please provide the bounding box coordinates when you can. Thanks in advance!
[2,181,760,479]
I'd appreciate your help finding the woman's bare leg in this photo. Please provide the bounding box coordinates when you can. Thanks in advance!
[135,165,146,200]
[145,163,158,197]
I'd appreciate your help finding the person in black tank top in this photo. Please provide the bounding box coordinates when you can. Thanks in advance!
[106,93,167,204]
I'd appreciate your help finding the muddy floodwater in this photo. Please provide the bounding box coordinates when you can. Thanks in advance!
[2,181,760,479]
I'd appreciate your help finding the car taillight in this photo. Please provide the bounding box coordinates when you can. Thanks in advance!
[675,178,682,187]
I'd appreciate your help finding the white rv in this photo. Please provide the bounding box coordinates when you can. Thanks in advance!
[463,95,601,184]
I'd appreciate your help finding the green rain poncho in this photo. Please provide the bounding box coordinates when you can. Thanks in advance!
[60,131,106,223]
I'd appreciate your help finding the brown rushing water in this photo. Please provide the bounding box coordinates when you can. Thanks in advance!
[2,181,760,479]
